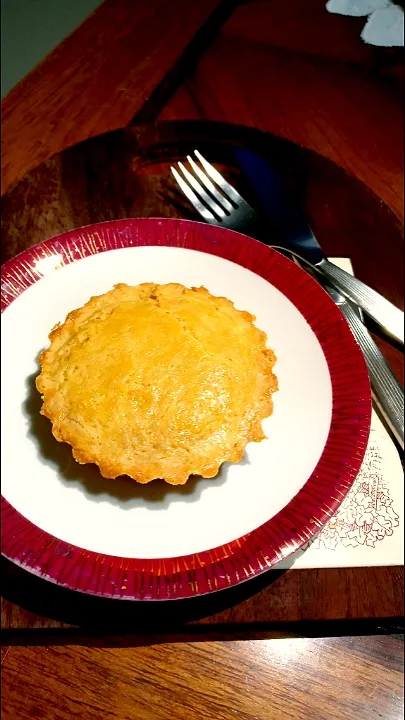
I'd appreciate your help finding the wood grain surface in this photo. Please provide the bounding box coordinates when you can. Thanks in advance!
[1,0,226,194]
[2,552,404,630]
[159,0,404,220]
[1,0,404,717]
[2,635,404,720]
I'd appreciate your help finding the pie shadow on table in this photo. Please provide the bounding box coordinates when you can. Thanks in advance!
[1,553,293,634]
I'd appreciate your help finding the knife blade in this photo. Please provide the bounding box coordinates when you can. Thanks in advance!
[326,283,404,450]
[301,258,404,449]
[234,147,404,345]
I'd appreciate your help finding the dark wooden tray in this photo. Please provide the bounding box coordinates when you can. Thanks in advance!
[1,120,403,631]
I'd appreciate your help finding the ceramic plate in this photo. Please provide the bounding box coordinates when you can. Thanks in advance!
[1,218,371,599]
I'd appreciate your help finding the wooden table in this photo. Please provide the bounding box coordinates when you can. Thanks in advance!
[1,2,404,718]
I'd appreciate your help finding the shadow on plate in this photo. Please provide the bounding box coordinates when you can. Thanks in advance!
[24,371,246,506]
[1,372,289,632]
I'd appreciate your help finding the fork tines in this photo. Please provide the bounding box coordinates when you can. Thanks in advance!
[171,149,242,223]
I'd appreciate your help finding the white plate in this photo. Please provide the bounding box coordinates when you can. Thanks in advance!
[1,244,332,559]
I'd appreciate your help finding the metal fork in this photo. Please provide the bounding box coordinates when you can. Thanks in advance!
[171,150,404,450]
[171,150,404,347]
[170,149,262,237]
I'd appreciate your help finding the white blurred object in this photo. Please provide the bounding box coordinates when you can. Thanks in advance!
[326,0,404,46]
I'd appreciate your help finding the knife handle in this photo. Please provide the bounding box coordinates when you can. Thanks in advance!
[338,299,404,450]
[317,258,404,345]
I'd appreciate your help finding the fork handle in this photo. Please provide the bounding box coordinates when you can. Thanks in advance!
[317,258,404,345]
[339,299,404,450]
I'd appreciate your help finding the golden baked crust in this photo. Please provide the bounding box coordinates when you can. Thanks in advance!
[36,283,278,484]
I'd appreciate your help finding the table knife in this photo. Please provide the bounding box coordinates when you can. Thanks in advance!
[234,147,404,345]
[323,282,403,450]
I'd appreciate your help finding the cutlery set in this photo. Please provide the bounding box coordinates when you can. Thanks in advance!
[171,149,404,450]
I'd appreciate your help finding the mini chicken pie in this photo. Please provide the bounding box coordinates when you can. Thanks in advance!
[36,283,278,485]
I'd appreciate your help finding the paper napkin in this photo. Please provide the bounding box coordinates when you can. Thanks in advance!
[274,258,404,570]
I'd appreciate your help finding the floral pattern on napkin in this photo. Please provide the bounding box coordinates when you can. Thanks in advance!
[306,427,400,552]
